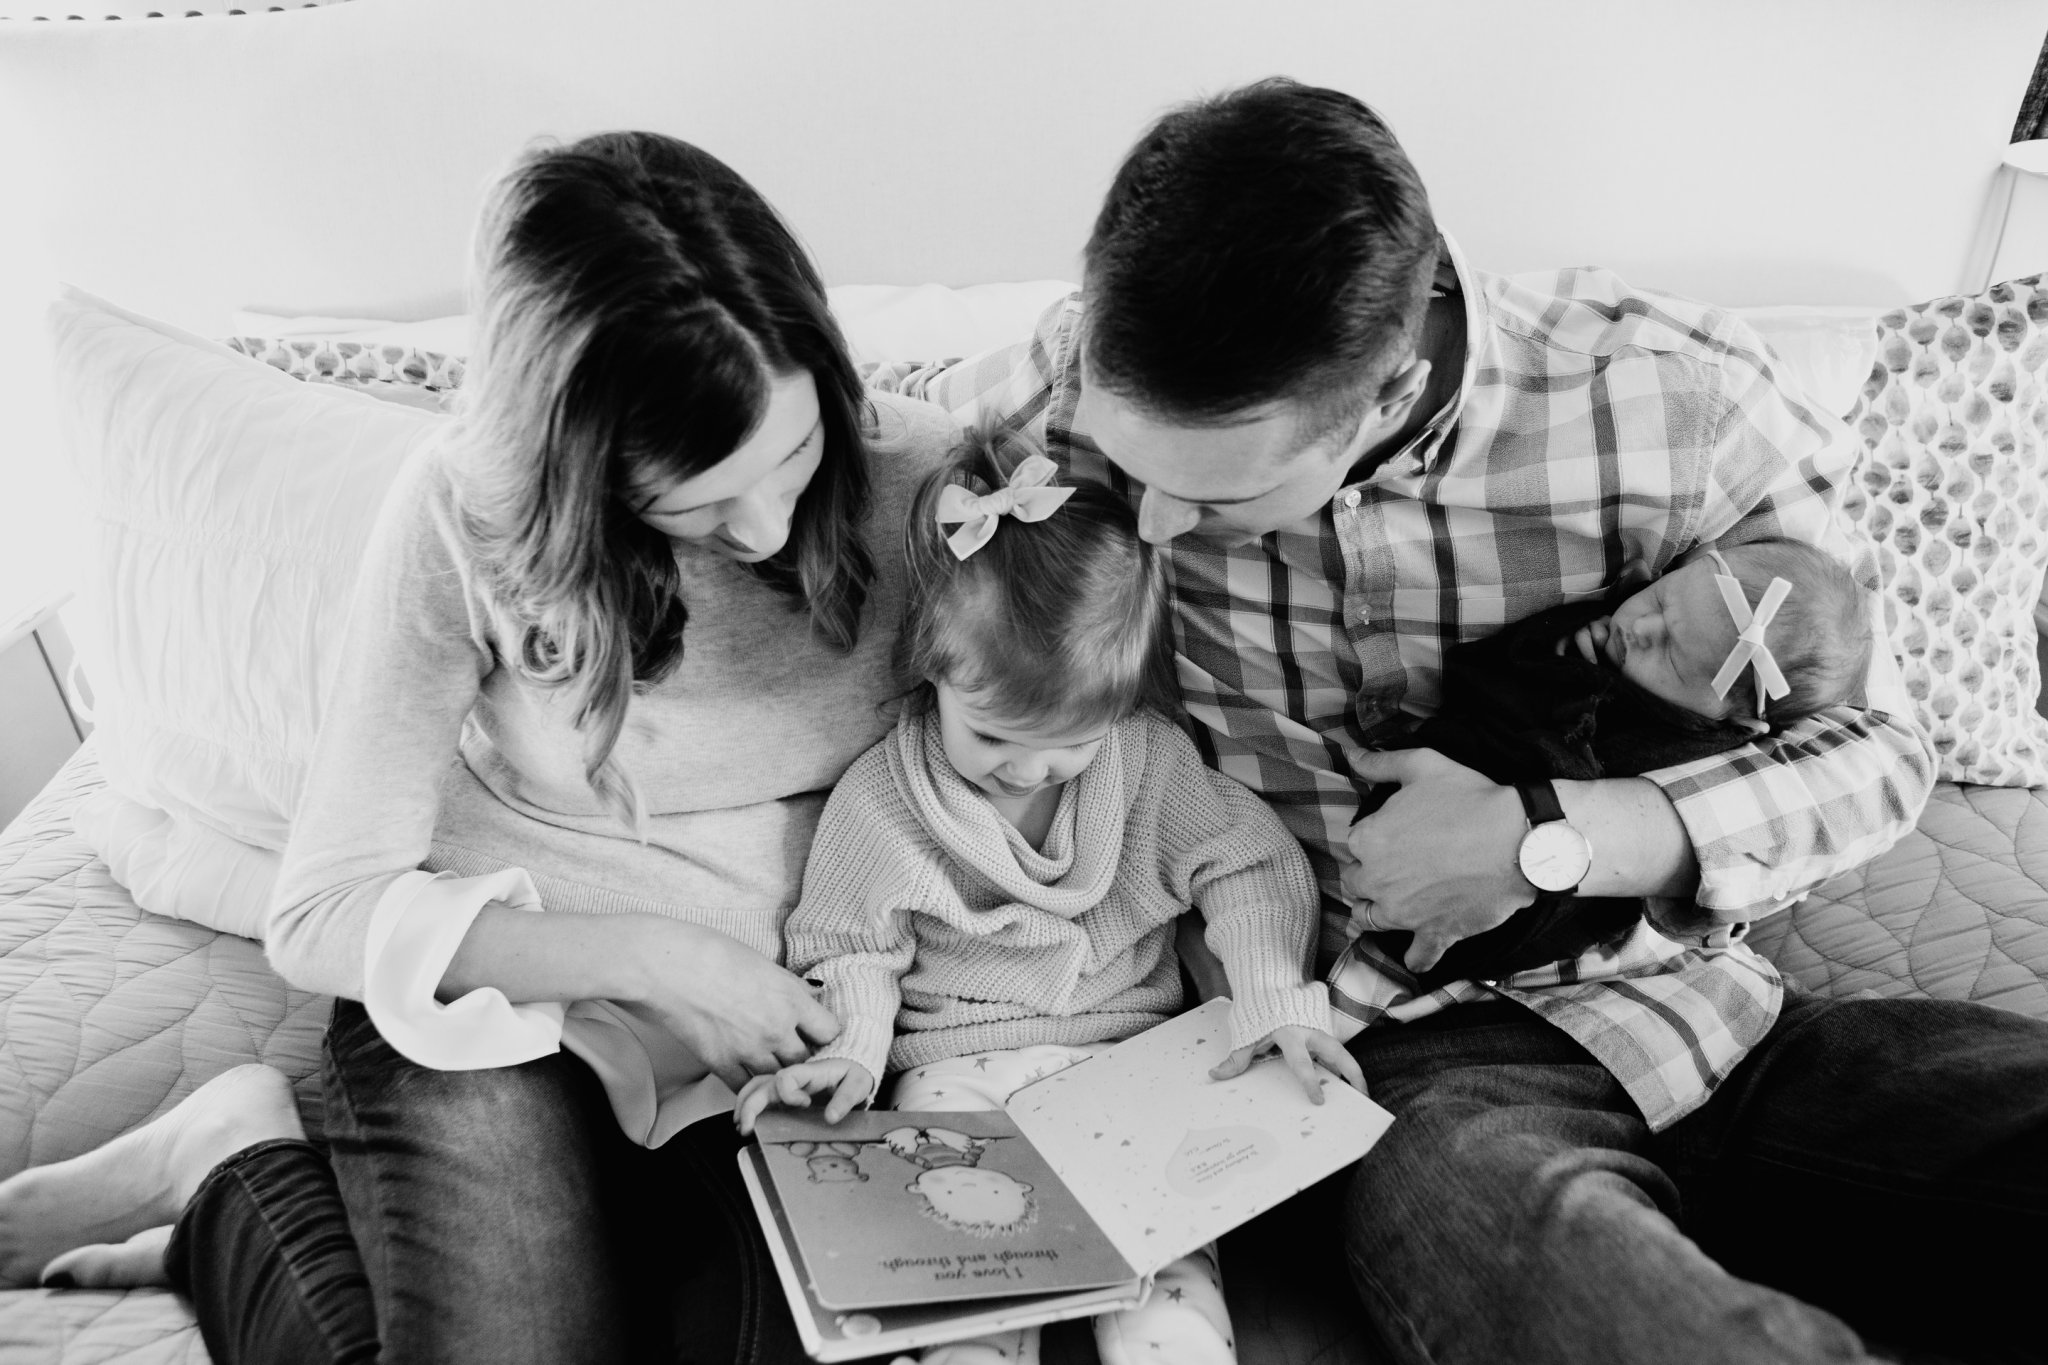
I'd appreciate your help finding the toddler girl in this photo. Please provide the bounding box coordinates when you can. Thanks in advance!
[1342,535,1875,991]
[736,428,1357,1365]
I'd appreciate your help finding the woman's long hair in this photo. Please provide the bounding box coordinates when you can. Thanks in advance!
[450,131,874,828]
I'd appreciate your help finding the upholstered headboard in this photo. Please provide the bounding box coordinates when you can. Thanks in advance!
[0,0,2041,336]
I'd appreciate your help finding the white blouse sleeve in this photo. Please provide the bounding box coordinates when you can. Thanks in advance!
[362,868,566,1070]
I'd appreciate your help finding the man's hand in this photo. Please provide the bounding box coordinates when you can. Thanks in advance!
[1209,1025,1367,1103]
[1343,749,1536,973]
[733,1058,876,1135]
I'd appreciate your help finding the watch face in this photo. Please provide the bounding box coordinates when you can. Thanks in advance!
[1519,822,1592,893]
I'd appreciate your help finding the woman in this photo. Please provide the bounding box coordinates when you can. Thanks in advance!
[0,131,954,1363]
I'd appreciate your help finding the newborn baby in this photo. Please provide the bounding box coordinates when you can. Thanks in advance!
[1351,536,1875,988]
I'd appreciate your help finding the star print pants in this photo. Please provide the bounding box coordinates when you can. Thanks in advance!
[891,1045,1236,1365]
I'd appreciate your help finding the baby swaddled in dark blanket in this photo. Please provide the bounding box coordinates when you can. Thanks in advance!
[1355,599,1757,987]
[1352,538,1875,990]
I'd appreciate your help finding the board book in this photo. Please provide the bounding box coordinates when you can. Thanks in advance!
[739,999,1396,1360]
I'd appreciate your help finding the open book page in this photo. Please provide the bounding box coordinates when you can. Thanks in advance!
[1006,998,1395,1275]
[753,1108,1137,1311]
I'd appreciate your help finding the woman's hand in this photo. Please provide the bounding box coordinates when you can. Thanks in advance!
[734,1058,876,1135]
[625,920,842,1091]
[1209,1026,1367,1104]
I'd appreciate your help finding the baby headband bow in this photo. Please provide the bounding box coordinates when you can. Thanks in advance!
[934,454,1076,560]
[1705,548,1793,718]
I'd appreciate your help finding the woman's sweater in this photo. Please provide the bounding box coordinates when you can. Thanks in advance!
[788,708,1333,1084]
[266,391,957,998]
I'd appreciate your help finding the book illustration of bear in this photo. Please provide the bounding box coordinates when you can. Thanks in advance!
[784,1139,870,1183]
[880,1125,993,1169]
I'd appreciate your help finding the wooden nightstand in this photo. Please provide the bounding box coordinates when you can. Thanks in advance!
[0,592,91,831]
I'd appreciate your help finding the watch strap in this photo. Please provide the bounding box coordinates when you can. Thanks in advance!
[1515,779,1565,827]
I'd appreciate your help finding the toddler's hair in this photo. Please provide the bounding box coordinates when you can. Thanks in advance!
[1704,538,1874,725]
[896,426,1172,731]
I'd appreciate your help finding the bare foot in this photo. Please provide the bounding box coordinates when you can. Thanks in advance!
[40,1225,173,1289]
[0,1064,303,1286]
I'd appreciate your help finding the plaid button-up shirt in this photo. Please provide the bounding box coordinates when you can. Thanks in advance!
[867,236,1934,1128]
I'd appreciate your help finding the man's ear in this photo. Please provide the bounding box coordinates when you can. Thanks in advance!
[1729,714,1772,738]
[1375,356,1431,424]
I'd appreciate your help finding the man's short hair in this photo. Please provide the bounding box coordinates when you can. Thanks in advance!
[1082,77,1439,440]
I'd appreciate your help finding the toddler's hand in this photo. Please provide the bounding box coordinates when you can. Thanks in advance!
[734,1058,876,1135]
[1209,1025,1367,1105]
[1557,615,1612,667]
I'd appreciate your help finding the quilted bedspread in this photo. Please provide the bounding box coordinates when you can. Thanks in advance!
[3,747,2047,1363]
[1746,782,2048,1017]
[0,747,328,1365]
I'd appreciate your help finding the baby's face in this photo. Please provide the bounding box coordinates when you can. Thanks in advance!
[1601,558,1745,719]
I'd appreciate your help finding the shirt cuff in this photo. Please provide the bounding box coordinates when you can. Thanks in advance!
[810,1012,894,1093]
[1226,981,1340,1053]
[362,868,565,1071]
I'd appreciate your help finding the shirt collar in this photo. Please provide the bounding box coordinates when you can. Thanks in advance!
[1352,230,1483,485]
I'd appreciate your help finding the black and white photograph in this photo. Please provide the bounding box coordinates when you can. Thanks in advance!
[1,3,2045,1362]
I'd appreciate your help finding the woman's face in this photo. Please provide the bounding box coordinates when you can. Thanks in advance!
[628,370,825,562]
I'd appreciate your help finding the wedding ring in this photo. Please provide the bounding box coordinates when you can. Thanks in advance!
[1360,900,1386,933]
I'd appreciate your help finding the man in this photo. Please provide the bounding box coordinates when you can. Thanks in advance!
[871,79,2047,1363]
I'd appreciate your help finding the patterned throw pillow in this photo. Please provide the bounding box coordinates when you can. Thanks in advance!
[225,335,464,409]
[1837,275,2048,786]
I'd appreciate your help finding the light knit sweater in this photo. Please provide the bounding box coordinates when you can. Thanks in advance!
[266,391,956,1000]
[788,707,1332,1084]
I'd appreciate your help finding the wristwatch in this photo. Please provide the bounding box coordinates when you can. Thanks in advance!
[1514,780,1592,895]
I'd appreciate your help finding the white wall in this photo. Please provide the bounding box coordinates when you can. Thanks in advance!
[1,0,2044,599]
[0,123,66,618]
[1992,169,2048,285]
[1,0,2040,329]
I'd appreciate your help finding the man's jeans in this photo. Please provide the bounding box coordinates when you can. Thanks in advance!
[163,999,811,1365]
[1288,991,2048,1365]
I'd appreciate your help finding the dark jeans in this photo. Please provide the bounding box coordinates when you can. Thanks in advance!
[1252,991,2048,1365]
[161,999,814,1365]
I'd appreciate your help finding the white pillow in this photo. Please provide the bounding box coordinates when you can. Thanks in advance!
[52,286,437,936]
[70,790,279,941]
[1732,305,1882,421]
[228,310,475,356]
[826,280,1077,366]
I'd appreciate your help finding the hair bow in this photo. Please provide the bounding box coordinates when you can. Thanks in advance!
[934,454,1076,560]
[1705,548,1792,718]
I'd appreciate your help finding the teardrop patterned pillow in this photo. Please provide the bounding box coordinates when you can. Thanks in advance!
[224,335,465,405]
[1837,275,2048,786]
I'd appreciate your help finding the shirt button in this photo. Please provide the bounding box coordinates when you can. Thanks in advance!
[1342,490,1362,509]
